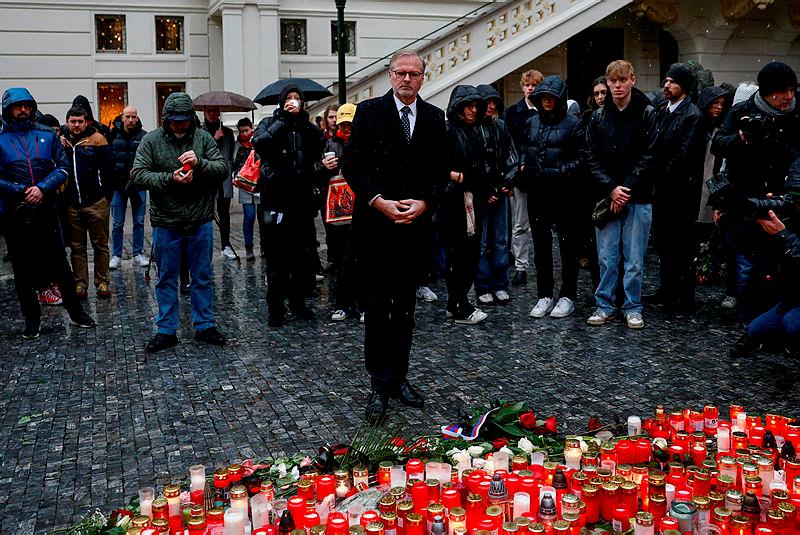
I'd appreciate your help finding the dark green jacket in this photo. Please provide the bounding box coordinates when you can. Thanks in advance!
[130,92,227,230]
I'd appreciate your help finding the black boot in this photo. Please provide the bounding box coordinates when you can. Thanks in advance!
[730,332,761,358]
[511,270,527,286]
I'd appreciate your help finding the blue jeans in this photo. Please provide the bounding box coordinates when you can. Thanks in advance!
[111,190,147,257]
[476,197,509,294]
[735,252,759,323]
[748,303,800,342]
[242,203,257,247]
[594,203,652,314]
[153,223,215,335]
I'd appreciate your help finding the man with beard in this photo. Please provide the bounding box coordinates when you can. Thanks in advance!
[0,87,95,338]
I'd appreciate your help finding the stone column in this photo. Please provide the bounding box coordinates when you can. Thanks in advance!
[222,5,245,94]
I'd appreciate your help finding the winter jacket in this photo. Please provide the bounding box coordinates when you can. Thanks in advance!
[130,92,228,231]
[108,116,146,192]
[0,88,69,217]
[202,120,234,198]
[476,84,519,192]
[71,95,111,140]
[504,96,536,151]
[711,90,800,251]
[653,98,705,218]
[62,126,114,208]
[584,87,659,204]
[252,84,324,216]
[518,76,584,203]
[696,86,731,222]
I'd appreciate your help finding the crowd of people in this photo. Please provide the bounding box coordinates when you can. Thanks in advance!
[2,50,800,420]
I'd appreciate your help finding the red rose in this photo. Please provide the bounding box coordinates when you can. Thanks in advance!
[542,416,557,434]
[588,417,603,432]
[333,446,349,456]
[390,437,406,447]
[492,437,509,450]
[519,410,537,430]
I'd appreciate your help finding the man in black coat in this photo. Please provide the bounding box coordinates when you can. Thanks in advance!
[648,65,705,312]
[341,49,448,424]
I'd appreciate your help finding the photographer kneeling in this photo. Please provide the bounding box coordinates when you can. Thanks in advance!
[732,165,800,357]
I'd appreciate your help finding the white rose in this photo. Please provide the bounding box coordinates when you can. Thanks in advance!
[579,439,589,453]
[518,437,534,454]
[653,437,668,450]
[468,445,485,458]
[277,463,287,478]
[499,446,513,455]
[290,466,300,480]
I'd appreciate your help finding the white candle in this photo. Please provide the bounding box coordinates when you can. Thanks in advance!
[251,494,270,529]
[138,487,155,519]
[564,448,582,471]
[513,491,531,518]
[628,416,642,436]
[426,461,442,482]
[665,483,676,510]
[190,464,206,493]
[717,428,731,452]
[390,466,407,488]
[530,452,546,466]
[224,508,245,535]
[493,451,510,473]
[736,412,747,433]
[601,460,616,475]
[439,463,453,485]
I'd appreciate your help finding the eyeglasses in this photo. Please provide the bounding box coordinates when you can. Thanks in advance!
[593,90,607,96]
[391,70,423,80]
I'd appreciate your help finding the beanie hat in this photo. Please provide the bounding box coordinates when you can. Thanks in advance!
[757,61,798,96]
[733,82,759,106]
[665,64,695,94]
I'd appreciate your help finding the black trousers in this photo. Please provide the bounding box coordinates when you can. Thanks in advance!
[216,196,231,248]
[333,226,362,312]
[654,201,696,305]
[3,206,82,322]
[259,212,315,318]
[530,215,580,300]
[324,222,349,270]
[359,227,423,390]
[444,234,481,316]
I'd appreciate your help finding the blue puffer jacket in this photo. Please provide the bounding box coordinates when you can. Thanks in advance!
[0,88,69,216]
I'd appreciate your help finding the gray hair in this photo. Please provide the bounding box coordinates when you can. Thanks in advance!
[388,49,426,74]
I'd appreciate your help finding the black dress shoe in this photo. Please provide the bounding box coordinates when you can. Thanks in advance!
[68,309,96,328]
[364,390,388,425]
[22,317,41,340]
[511,270,527,286]
[390,381,425,408]
[146,333,179,353]
[195,327,226,346]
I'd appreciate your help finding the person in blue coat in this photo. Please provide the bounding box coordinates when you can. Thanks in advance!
[0,87,95,338]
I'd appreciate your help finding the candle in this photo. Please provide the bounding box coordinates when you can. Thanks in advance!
[564,439,582,471]
[139,487,155,519]
[390,466,407,490]
[449,507,466,535]
[634,511,655,535]
[735,413,747,434]
[494,451,510,474]
[379,462,393,486]
[718,428,732,453]
[287,496,306,527]
[224,508,246,535]
[163,484,181,517]
[628,416,642,436]
[318,475,335,502]
[230,485,249,516]
[406,459,424,480]
[353,466,369,489]
[335,470,352,498]
[514,492,531,519]
[251,494,270,529]
[348,503,365,526]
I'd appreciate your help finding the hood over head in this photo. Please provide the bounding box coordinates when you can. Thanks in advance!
[476,84,504,114]
[698,85,731,115]
[446,85,486,124]
[530,76,568,123]
[162,92,197,138]
[72,94,97,122]
[2,87,38,127]
[275,83,310,122]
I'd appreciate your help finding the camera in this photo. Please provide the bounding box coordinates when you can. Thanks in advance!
[706,171,797,219]
[740,114,783,144]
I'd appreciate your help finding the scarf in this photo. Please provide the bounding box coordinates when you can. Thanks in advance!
[754,91,796,117]
[335,129,350,143]
[237,133,252,148]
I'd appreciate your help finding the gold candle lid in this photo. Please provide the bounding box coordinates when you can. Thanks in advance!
[485,505,503,518]
[163,484,181,498]
[132,515,151,527]
[229,484,248,499]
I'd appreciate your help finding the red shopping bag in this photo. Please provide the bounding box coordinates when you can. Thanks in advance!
[325,176,355,225]
[232,150,260,193]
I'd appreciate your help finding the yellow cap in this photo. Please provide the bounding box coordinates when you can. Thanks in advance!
[337,103,356,124]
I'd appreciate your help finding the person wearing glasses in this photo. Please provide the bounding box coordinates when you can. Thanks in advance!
[341,49,448,425]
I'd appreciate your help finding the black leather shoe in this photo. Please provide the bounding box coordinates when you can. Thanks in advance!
[146,333,179,353]
[291,306,315,321]
[195,327,226,346]
[68,309,96,328]
[511,270,527,286]
[23,317,40,340]
[390,381,425,408]
[364,390,388,425]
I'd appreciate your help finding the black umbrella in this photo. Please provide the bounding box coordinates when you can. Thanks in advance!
[253,78,333,105]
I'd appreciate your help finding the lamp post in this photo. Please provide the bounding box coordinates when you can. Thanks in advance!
[335,0,347,104]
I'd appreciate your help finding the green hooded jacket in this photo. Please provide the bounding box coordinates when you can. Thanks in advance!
[130,92,227,230]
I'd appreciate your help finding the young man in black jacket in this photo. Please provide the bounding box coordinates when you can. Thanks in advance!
[648,64,705,313]
[585,60,659,330]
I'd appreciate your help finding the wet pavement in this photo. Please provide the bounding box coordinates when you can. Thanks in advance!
[1,205,798,532]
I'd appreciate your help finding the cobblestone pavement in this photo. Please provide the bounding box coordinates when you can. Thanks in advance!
[1,206,799,533]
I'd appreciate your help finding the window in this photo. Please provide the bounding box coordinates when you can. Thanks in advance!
[331,21,356,56]
[155,16,184,53]
[280,19,307,54]
[97,82,128,128]
[156,82,187,126]
[95,14,126,52]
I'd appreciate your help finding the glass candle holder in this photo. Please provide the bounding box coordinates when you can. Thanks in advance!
[139,487,155,519]
[163,484,181,517]
[224,508,245,535]
[670,501,698,533]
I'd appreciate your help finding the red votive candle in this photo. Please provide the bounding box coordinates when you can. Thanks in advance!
[304,512,321,529]
[412,481,428,513]
[466,494,484,532]
[317,475,335,502]
[506,474,521,497]
[328,514,348,535]
[360,510,380,528]
[468,471,486,494]
[635,438,652,463]
[478,480,492,499]
[288,496,306,527]
[407,459,424,480]
[443,488,462,510]
[692,443,708,466]
[616,440,632,465]
[612,504,630,532]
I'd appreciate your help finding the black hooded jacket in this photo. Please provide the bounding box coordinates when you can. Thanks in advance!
[108,115,146,192]
[252,84,324,216]
[476,85,519,192]
[584,86,659,204]
[71,95,111,140]
[518,76,584,201]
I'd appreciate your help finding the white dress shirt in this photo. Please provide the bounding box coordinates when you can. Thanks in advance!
[393,94,417,137]
[667,97,685,113]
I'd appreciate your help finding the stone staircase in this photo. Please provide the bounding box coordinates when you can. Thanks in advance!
[311,0,634,114]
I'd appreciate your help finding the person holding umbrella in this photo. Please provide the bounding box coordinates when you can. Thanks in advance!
[252,84,324,327]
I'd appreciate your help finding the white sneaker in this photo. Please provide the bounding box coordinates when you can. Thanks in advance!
[359,312,365,323]
[221,246,236,259]
[132,254,150,267]
[331,309,348,321]
[109,256,121,270]
[416,286,438,302]
[587,308,614,326]
[625,312,644,329]
[493,290,510,304]
[478,293,494,305]
[529,297,554,318]
[550,297,575,318]
[720,296,737,309]
[315,274,324,282]
[454,308,488,325]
